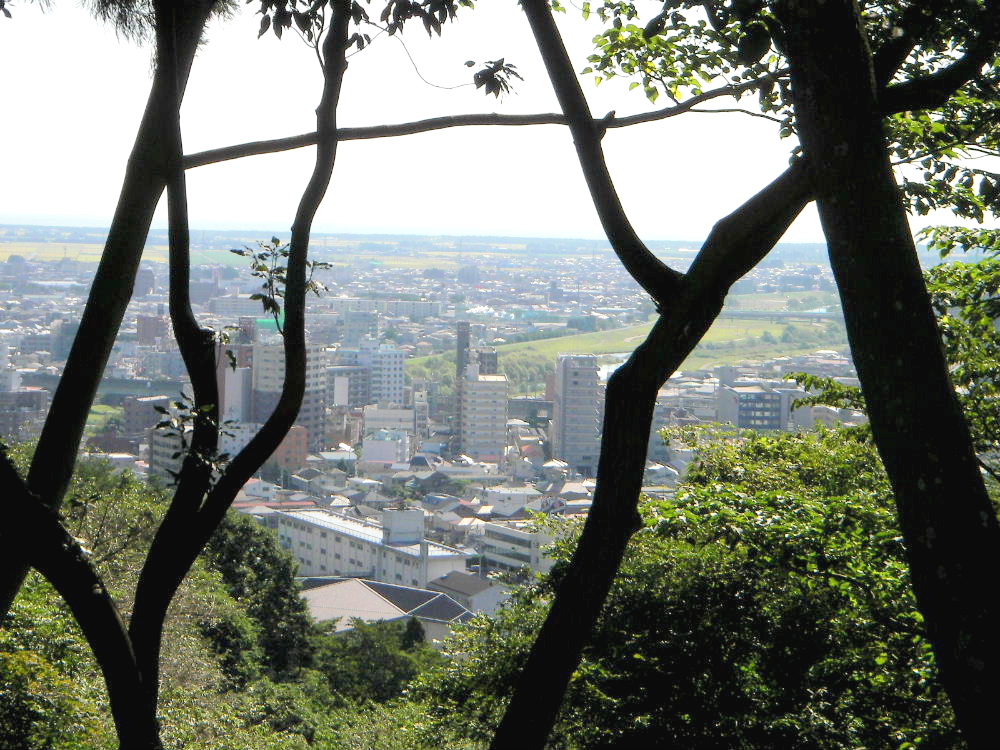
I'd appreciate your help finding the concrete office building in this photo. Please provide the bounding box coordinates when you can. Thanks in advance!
[550,355,604,477]
[365,341,406,406]
[270,508,470,587]
[458,362,507,462]
[252,341,329,450]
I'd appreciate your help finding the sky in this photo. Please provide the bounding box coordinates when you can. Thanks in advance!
[0,2,978,244]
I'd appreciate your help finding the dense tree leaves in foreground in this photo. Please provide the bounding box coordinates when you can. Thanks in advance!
[0,457,449,749]
[408,429,960,750]
[3,415,986,747]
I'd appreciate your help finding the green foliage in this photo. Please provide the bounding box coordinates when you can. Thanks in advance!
[311,618,445,704]
[204,512,315,681]
[1,458,337,749]
[922,230,1000,461]
[787,236,1000,471]
[580,1,1000,219]
[785,373,867,413]
[411,430,958,750]
[497,350,554,396]
[0,575,111,749]
[230,237,329,334]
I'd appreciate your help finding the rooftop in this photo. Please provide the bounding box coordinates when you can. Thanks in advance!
[279,509,471,559]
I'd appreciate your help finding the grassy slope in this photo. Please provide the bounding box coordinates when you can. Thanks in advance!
[408,318,792,369]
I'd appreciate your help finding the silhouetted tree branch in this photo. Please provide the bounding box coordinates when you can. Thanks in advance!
[0,0,217,621]
[181,74,782,170]
[128,0,352,703]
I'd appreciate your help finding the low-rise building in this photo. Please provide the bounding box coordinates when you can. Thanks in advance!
[272,507,471,587]
[478,521,554,574]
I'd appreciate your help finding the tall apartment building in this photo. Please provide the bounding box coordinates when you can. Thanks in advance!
[136,315,170,345]
[454,321,500,455]
[149,422,309,483]
[480,521,554,574]
[363,340,405,406]
[458,362,508,462]
[0,387,51,443]
[551,355,604,477]
[252,341,329,450]
[716,382,806,431]
[325,297,443,320]
[327,364,371,408]
[216,334,255,423]
[342,310,379,347]
[123,395,173,435]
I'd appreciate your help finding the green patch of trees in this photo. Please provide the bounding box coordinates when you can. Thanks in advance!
[406,429,958,750]
[0,459,449,749]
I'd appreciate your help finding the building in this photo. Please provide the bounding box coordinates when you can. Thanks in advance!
[550,355,604,477]
[302,578,471,643]
[716,382,805,431]
[326,364,371,408]
[136,315,170,345]
[0,387,50,442]
[427,570,510,615]
[148,422,309,483]
[479,521,554,574]
[454,321,500,455]
[270,507,471,587]
[365,341,405,406]
[325,297,443,319]
[219,365,252,422]
[123,395,173,436]
[252,341,328,450]
[342,310,379,347]
[362,404,416,434]
[458,363,507,462]
[268,424,310,471]
[362,428,411,463]
[208,295,267,317]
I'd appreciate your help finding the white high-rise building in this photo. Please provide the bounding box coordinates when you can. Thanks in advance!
[361,340,406,406]
[252,341,329,450]
[551,355,605,477]
[459,362,508,462]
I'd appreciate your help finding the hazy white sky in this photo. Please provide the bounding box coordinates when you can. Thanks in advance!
[0,2,973,243]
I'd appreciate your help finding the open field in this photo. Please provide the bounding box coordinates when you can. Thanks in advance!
[0,241,527,270]
[725,290,839,312]
[85,404,123,436]
[493,318,784,360]
[0,242,113,263]
[407,318,790,371]
[678,339,844,371]
[0,242,174,264]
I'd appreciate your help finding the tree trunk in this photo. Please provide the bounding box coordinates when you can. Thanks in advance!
[128,3,351,702]
[0,0,215,622]
[779,1,1000,746]
[490,7,814,748]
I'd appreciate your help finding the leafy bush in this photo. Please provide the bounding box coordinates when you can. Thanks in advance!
[410,429,959,750]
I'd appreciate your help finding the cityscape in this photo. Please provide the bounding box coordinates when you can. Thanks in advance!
[4,0,998,743]
[0,223,860,605]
